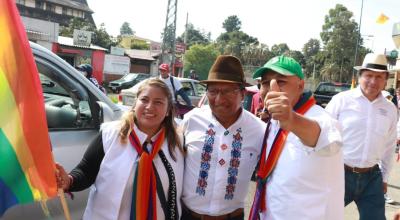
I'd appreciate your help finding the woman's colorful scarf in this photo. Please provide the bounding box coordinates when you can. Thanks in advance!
[248,92,316,220]
[129,127,165,220]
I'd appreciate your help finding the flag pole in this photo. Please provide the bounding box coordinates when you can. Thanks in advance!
[58,189,72,220]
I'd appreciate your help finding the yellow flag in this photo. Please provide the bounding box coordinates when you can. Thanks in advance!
[350,77,356,89]
[376,13,389,24]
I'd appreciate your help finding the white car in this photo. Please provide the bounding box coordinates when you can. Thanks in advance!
[120,77,206,107]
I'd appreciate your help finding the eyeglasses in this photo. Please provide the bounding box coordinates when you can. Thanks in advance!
[206,87,242,97]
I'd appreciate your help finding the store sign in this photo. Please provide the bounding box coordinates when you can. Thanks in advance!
[73,29,92,46]
[175,43,186,53]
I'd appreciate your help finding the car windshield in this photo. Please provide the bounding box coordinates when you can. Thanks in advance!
[123,74,138,81]
[316,84,350,94]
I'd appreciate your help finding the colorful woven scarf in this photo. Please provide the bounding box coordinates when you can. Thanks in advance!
[248,92,316,220]
[129,127,165,220]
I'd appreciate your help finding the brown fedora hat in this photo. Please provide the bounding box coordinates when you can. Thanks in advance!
[202,55,250,86]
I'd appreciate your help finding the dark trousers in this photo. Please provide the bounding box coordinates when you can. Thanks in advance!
[344,166,385,220]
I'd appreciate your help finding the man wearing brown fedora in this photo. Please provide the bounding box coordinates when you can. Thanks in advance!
[180,55,266,220]
[326,53,398,220]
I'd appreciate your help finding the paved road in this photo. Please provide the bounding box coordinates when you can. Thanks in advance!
[244,155,400,219]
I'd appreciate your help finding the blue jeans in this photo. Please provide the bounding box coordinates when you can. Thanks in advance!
[345,165,385,220]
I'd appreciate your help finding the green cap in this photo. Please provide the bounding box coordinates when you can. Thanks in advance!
[253,55,304,79]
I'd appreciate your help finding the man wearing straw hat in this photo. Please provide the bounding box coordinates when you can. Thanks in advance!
[181,55,266,220]
[326,53,397,220]
[248,55,344,220]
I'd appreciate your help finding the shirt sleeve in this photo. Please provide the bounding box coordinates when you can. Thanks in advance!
[324,94,341,119]
[380,118,397,182]
[173,77,183,91]
[299,109,343,156]
[69,132,105,191]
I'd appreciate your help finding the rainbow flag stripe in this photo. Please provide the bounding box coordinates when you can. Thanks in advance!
[0,0,57,216]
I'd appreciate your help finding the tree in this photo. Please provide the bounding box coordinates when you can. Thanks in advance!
[289,50,305,67]
[59,18,115,49]
[184,44,220,80]
[222,15,242,32]
[92,23,115,49]
[176,23,210,49]
[302,39,321,77]
[270,43,290,57]
[59,17,95,37]
[320,4,360,82]
[120,22,134,35]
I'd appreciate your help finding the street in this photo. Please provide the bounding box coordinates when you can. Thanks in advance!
[244,155,400,219]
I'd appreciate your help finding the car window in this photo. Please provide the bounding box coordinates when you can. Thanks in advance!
[124,74,138,81]
[195,82,207,96]
[181,82,195,96]
[37,61,95,130]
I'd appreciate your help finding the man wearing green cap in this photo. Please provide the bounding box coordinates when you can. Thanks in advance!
[248,56,344,220]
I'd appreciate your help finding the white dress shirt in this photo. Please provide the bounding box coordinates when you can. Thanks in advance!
[325,87,397,182]
[160,75,182,101]
[262,104,344,220]
[182,106,266,215]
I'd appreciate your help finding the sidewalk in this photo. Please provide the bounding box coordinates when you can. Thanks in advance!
[244,156,400,219]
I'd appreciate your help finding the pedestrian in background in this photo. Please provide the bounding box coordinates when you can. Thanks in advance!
[249,55,344,220]
[326,53,397,220]
[189,69,199,80]
[77,64,106,93]
[181,55,266,220]
[56,78,185,220]
[158,63,193,116]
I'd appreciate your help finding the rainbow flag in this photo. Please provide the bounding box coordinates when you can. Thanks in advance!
[0,0,57,216]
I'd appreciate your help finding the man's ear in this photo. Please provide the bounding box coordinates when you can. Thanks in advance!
[298,79,305,90]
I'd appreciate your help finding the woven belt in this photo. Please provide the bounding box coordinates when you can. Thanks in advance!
[344,164,378,173]
[183,206,244,220]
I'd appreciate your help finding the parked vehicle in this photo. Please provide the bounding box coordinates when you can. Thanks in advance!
[2,42,123,220]
[313,82,351,107]
[108,73,150,93]
[120,77,206,107]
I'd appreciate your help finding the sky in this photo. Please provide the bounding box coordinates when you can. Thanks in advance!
[86,0,400,53]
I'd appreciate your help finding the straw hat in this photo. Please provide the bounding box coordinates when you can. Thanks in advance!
[354,53,389,73]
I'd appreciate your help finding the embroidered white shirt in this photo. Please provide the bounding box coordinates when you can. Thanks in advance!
[325,87,397,182]
[182,106,266,215]
[262,105,344,220]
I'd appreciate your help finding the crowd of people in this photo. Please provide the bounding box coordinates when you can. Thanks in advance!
[55,52,399,220]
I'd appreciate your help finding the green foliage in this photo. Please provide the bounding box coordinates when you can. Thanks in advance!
[59,18,115,49]
[176,23,210,49]
[131,40,150,50]
[93,23,115,49]
[59,17,96,37]
[184,44,220,80]
[270,43,290,57]
[302,39,321,77]
[320,4,360,82]
[120,22,134,35]
[223,15,242,32]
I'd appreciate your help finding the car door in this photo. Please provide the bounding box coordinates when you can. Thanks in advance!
[2,50,102,220]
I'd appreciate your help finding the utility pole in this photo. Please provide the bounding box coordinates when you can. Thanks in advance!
[161,0,178,76]
[181,12,188,78]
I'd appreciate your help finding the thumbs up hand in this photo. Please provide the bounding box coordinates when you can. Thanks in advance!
[264,79,293,130]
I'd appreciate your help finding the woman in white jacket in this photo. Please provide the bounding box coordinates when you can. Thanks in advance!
[56,78,185,220]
